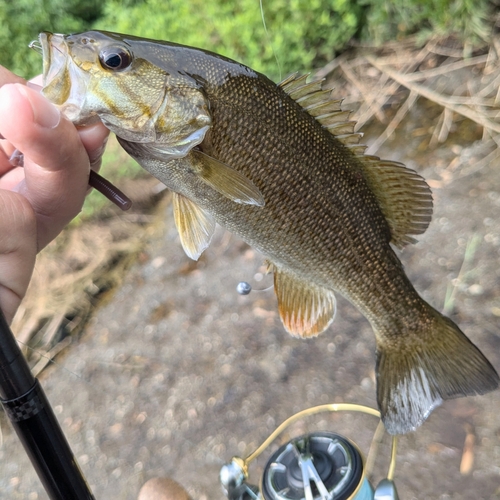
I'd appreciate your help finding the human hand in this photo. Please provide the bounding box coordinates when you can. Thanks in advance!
[0,66,110,323]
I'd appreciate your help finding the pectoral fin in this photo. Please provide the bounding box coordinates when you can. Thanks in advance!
[190,151,265,207]
[272,265,336,337]
[172,193,216,260]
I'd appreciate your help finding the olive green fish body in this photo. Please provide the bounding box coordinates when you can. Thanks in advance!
[121,66,425,334]
[38,31,499,434]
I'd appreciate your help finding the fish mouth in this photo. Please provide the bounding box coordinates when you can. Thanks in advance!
[38,33,68,100]
[34,32,93,124]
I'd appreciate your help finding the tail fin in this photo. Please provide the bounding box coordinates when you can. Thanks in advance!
[376,309,499,435]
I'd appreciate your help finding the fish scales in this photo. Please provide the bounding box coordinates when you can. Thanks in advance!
[197,73,418,326]
[36,31,498,434]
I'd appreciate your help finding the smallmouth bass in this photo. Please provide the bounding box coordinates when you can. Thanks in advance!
[35,31,498,435]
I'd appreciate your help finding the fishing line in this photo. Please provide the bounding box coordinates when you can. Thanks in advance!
[260,0,282,81]
[236,281,274,295]
[16,339,84,380]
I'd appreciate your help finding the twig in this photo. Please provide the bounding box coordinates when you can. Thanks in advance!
[352,46,432,129]
[429,107,454,146]
[443,234,481,315]
[314,53,345,80]
[484,41,500,75]
[375,54,489,81]
[458,145,500,179]
[339,59,390,123]
[495,82,500,107]
[425,38,486,58]
[40,311,67,346]
[460,424,475,475]
[366,90,419,154]
[430,109,446,148]
[31,336,73,377]
[366,56,500,134]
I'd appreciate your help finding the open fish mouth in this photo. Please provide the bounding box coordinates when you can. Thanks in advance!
[31,32,93,124]
[40,33,68,93]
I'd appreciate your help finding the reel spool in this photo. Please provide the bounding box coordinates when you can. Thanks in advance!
[220,404,399,500]
[261,432,372,500]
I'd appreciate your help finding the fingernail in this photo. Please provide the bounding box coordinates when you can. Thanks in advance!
[27,81,43,92]
[89,136,109,165]
[16,84,60,129]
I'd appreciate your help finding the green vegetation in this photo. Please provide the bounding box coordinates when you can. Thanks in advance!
[0,0,103,78]
[96,0,361,80]
[362,0,493,47]
[1,1,497,80]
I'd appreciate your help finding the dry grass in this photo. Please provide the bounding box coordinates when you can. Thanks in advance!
[318,35,500,157]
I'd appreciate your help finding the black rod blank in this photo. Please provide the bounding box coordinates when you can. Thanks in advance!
[0,309,95,499]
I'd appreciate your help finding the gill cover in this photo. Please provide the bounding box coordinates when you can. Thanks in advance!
[39,31,211,153]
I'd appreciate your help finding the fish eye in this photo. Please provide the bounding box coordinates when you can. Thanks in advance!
[99,47,132,71]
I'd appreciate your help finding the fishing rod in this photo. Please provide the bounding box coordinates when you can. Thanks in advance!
[0,295,402,500]
[1,298,401,500]
[0,261,402,500]
[0,307,95,499]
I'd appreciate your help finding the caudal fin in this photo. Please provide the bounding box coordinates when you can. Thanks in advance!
[376,309,499,435]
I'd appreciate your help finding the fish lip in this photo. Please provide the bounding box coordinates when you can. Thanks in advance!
[39,32,67,93]
[38,32,93,124]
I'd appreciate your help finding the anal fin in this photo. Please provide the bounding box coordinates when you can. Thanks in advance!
[172,192,216,260]
[272,264,336,338]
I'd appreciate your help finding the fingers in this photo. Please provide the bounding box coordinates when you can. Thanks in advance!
[78,122,110,172]
[0,141,14,178]
[0,67,25,179]
[0,65,110,321]
[0,65,25,86]
[0,191,37,324]
[0,167,25,191]
[0,83,88,248]
[0,84,107,250]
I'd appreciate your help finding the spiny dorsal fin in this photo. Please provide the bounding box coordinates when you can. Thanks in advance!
[279,72,306,90]
[278,73,360,148]
[279,73,433,247]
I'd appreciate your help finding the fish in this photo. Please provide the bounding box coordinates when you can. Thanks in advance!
[35,30,498,435]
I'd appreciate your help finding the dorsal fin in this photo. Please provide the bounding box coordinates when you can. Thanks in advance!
[279,73,433,247]
[278,73,361,149]
[360,158,433,248]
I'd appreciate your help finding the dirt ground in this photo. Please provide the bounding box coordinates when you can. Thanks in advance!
[0,49,500,499]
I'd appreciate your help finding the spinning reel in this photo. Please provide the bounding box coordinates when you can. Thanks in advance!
[220,404,399,500]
